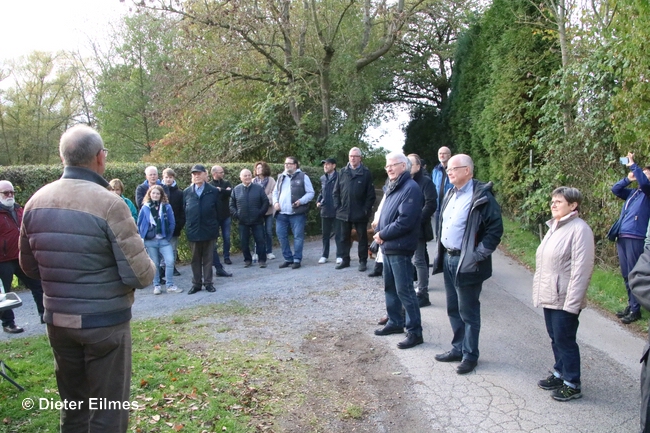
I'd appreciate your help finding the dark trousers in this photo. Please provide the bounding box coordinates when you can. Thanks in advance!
[46,321,132,433]
[190,239,215,286]
[337,220,368,263]
[617,237,645,313]
[544,308,581,386]
[240,223,267,263]
[641,346,650,433]
[0,259,44,326]
[443,252,482,362]
[321,217,341,259]
[216,217,231,259]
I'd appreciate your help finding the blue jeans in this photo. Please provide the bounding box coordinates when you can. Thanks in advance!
[617,237,644,313]
[383,254,422,336]
[321,217,341,259]
[444,252,482,362]
[275,213,306,263]
[262,214,274,254]
[413,239,429,294]
[216,217,231,259]
[240,223,267,263]
[544,308,581,387]
[144,238,175,286]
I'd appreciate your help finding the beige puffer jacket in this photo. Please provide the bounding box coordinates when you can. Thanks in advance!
[532,213,595,314]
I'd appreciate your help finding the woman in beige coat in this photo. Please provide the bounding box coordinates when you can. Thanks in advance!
[532,187,594,402]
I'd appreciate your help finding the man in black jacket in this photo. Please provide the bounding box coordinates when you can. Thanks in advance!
[407,154,437,308]
[162,168,185,276]
[183,164,222,294]
[230,169,269,268]
[316,158,341,264]
[210,165,233,265]
[333,147,376,271]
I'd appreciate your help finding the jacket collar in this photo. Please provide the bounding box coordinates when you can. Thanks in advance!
[61,166,109,188]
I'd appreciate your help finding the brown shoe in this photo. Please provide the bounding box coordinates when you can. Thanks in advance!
[377,316,388,325]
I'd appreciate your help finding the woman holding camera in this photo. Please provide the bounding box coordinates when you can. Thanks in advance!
[532,187,594,402]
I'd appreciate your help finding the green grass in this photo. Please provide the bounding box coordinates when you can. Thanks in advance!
[0,302,301,433]
[500,216,646,331]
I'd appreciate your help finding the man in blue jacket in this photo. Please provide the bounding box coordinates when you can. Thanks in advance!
[432,154,503,374]
[373,152,424,350]
[316,158,341,264]
[431,146,453,240]
[611,152,650,324]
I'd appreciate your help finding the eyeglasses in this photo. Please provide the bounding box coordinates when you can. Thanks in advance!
[96,148,109,157]
[349,155,361,158]
[0,190,15,196]
[284,162,296,165]
[384,162,404,171]
[446,166,467,173]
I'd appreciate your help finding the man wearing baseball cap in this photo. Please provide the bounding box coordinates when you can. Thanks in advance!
[183,164,221,294]
[316,158,341,264]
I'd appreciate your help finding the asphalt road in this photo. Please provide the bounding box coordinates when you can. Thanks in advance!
[2,240,646,432]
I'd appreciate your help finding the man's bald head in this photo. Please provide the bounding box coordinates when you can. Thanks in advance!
[59,125,104,169]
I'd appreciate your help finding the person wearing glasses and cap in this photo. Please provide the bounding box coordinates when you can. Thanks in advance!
[431,154,503,375]
[0,180,45,333]
[316,157,341,264]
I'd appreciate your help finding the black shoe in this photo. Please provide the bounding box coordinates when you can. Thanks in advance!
[538,374,564,390]
[205,285,216,292]
[456,359,477,375]
[335,261,350,270]
[434,350,463,362]
[279,261,292,269]
[259,262,267,268]
[377,316,388,325]
[368,263,383,277]
[173,267,181,276]
[418,296,431,308]
[3,324,24,334]
[397,333,423,349]
[551,384,582,401]
[224,258,232,265]
[358,261,367,272]
[215,267,232,277]
[188,285,202,295]
[291,262,301,269]
[621,310,642,324]
[244,261,252,268]
[374,325,404,336]
[616,306,631,318]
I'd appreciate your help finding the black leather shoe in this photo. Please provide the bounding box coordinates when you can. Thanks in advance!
[418,296,431,308]
[616,306,631,318]
[397,333,423,349]
[335,261,350,270]
[205,285,216,292]
[377,316,388,325]
[456,359,478,375]
[188,285,202,295]
[259,262,267,268]
[374,325,404,336]
[173,267,181,276]
[279,261,292,268]
[434,351,463,362]
[3,324,24,334]
[224,258,232,265]
[291,262,301,269]
[358,261,367,272]
[215,267,232,277]
[368,263,383,277]
[244,261,252,268]
[621,310,642,324]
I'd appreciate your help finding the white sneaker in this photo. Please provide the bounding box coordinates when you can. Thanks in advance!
[153,286,162,295]
[336,257,343,265]
[318,257,327,264]
[166,285,183,294]
[252,253,258,263]
[267,253,276,260]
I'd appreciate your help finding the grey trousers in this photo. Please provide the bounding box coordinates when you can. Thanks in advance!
[641,346,650,433]
[46,321,132,433]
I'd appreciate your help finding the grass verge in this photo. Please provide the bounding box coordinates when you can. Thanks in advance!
[0,302,303,432]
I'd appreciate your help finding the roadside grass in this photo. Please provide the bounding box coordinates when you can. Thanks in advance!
[0,301,304,433]
[501,217,647,332]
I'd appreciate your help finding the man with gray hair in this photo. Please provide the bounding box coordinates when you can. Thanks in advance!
[230,169,269,268]
[431,154,503,375]
[135,165,163,208]
[373,152,424,349]
[333,146,376,271]
[20,124,155,432]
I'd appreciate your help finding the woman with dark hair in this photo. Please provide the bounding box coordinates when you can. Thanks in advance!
[532,186,594,402]
[137,185,181,295]
[253,161,276,260]
[109,179,138,221]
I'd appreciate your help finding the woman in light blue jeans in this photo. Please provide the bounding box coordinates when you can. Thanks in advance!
[137,185,182,294]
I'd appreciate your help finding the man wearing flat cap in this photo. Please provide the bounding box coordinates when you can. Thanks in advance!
[316,158,341,264]
[183,164,221,294]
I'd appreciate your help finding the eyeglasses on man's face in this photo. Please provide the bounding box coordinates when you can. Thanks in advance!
[384,162,404,171]
[0,190,15,196]
[96,148,109,157]
[446,166,467,173]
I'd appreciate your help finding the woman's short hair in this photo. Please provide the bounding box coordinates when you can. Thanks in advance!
[255,161,271,177]
[143,185,169,205]
[552,186,582,210]
[109,179,125,193]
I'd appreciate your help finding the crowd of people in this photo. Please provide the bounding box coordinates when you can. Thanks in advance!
[3,124,650,431]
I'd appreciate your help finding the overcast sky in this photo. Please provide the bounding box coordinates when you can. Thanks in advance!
[0,0,406,152]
